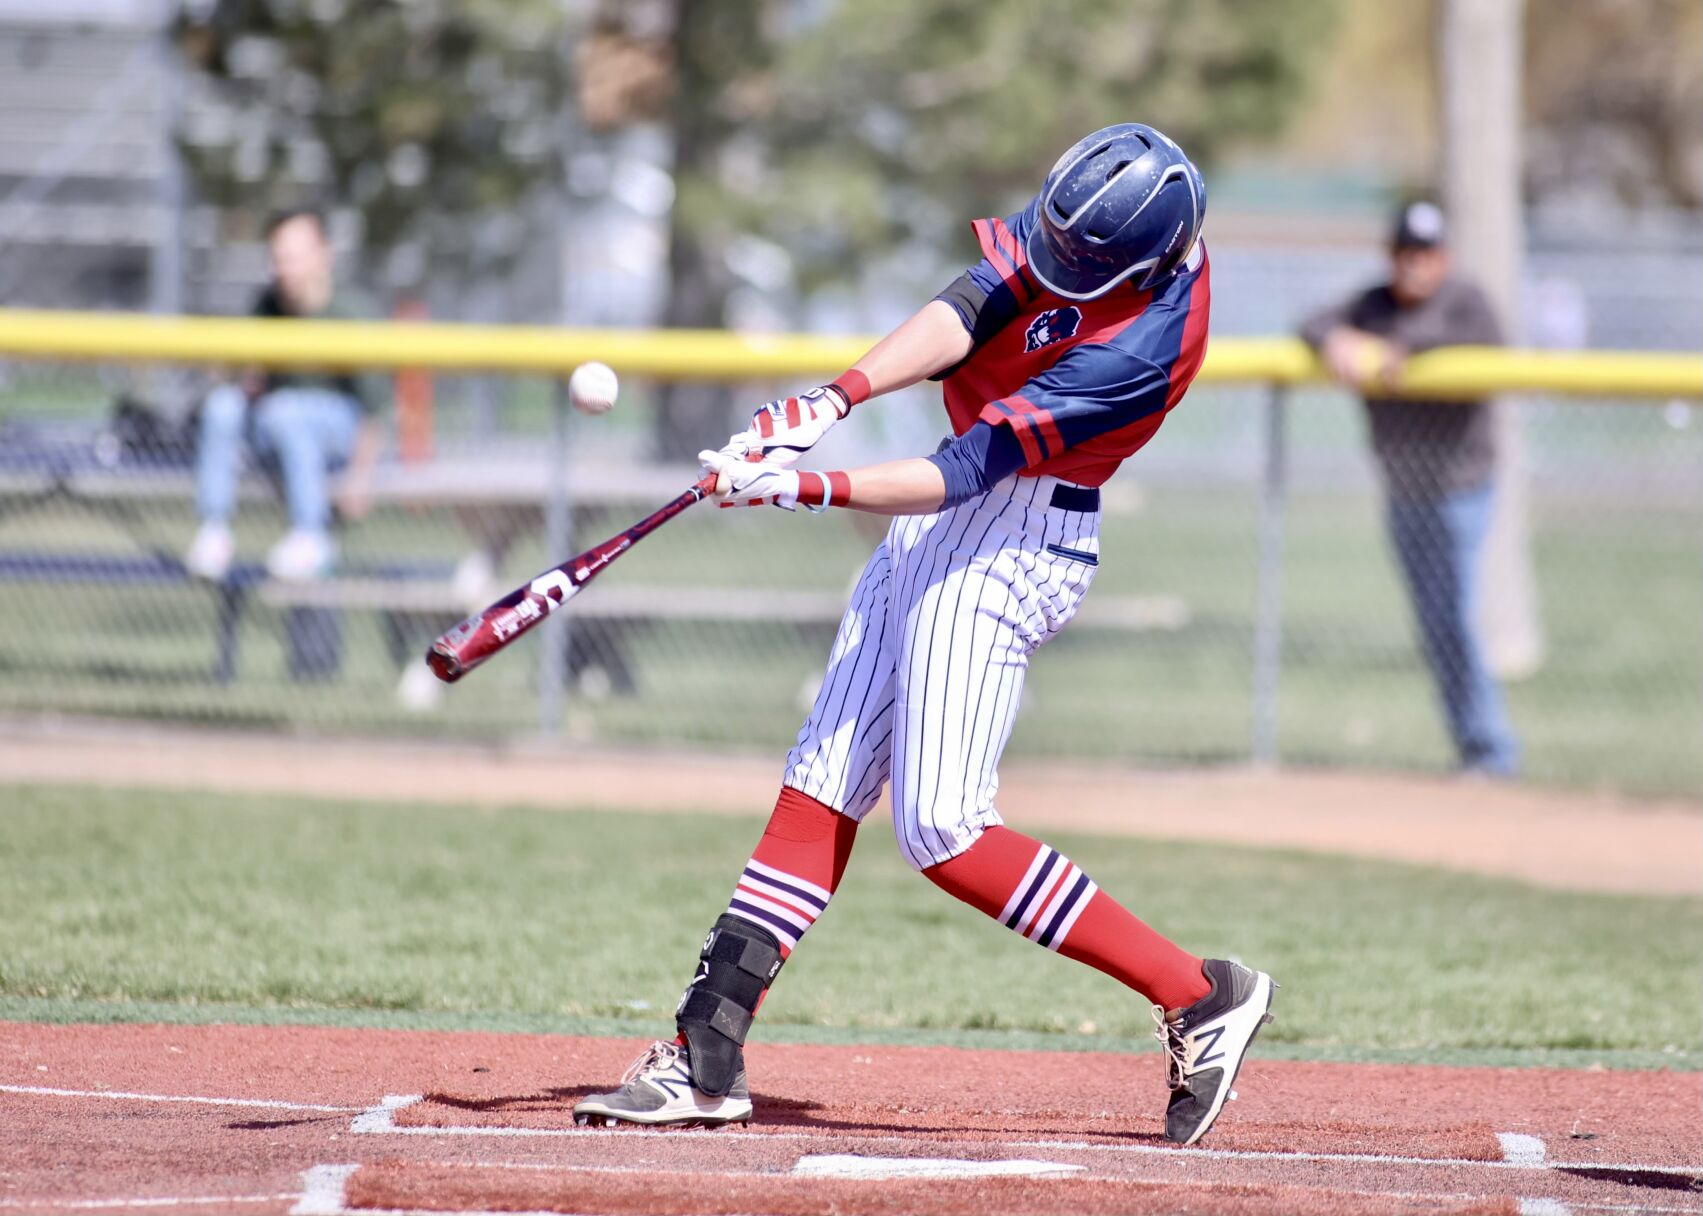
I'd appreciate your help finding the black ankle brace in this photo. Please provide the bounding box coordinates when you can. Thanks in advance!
[675,915,783,1097]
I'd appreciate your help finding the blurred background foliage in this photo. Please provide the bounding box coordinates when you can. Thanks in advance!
[169,0,1703,325]
[175,0,569,286]
[1522,0,1701,209]
[168,0,1702,316]
[671,0,1341,291]
[172,0,1343,313]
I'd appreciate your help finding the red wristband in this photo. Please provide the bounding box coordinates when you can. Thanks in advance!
[828,369,872,410]
[797,471,854,510]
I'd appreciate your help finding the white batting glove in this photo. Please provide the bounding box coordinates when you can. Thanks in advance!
[698,449,801,510]
[720,385,852,469]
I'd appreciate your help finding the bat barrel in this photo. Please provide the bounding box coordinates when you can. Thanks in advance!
[425,608,517,684]
[424,640,472,683]
[422,479,711,686]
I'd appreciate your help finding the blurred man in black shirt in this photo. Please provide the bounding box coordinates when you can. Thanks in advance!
[1301,201,1519,775]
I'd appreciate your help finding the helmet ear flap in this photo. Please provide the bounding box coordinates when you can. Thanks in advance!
[1139,170,1204,288]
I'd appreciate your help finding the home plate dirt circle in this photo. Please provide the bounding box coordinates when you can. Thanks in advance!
[2,1022,1698,1215]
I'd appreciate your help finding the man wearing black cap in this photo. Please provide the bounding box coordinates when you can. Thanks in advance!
[1300,200,1520,776]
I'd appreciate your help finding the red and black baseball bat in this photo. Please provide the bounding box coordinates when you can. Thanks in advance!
[425,474,716,684]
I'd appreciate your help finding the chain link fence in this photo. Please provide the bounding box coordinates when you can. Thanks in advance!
[0,353,1695,797]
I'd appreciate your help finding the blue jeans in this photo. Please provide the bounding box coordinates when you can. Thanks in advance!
[196,385,360,531]
[1387,483,1520,774]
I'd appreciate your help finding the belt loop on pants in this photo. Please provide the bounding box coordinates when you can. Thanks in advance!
[1049,483,1100,513]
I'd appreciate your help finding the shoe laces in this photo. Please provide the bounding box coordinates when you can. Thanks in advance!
[620,1039,683,1086]
[1152,1004,1187,1090]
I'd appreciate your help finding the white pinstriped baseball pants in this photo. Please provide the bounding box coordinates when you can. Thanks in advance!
[783,472,1101,870]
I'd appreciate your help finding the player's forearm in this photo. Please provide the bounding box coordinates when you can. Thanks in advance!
[848,300,975,398]
[794,458,947,516]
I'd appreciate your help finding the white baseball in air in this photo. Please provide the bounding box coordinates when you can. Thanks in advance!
[568,361,619,415]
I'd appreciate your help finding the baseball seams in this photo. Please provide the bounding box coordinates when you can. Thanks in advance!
[782,474,1100,872]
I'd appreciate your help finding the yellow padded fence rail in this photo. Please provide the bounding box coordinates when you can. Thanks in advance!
[0,308,1697,399]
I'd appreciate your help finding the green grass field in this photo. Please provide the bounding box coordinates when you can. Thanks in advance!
[2,784,1697,1069]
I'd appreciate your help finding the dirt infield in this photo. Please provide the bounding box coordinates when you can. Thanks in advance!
[3,1022,1698,1215]
[6,718,1696,895]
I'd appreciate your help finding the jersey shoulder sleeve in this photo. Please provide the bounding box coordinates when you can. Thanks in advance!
[1102,245,1211,400]
[961,198,1037,302]
[931,199,1038,362]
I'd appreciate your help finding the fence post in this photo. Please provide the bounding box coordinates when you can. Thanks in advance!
[1250,382,1289,765]
[538,381,573,736]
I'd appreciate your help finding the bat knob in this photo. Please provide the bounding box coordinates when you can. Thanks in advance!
[424,645,463,684]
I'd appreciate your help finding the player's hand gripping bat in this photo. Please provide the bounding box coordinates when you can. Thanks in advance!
[425,474,717,683]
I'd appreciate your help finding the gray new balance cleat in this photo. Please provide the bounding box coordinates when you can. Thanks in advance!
[1153,959,1276,1145]
[573,1039,752,1128]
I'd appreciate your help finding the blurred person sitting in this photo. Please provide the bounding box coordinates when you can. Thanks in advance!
[1300,200,1519,777]
[184,208,381,583]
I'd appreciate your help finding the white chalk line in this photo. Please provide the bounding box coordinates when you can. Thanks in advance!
[291,1155,1703,1216]
[0,1196,295,1211]
[290,1166,356,1216]
[795,1154,1082,1180]
[291,1164,587,1216]
[350,1094,1703,1177]
[8,1089,1680,1215]
[393,1155,1084,1182]
[0,1083,358,1114]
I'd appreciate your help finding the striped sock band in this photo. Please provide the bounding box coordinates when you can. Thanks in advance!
[924,825,1210,1009]
[726,858,832,954]
[997,844,1100,952]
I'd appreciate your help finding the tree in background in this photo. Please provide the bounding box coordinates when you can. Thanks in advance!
[1265,0,1702,213]
[1524,0,1701,209]
[175,0,567,297]
[762,0,1339,285]
[585,0,1340,457]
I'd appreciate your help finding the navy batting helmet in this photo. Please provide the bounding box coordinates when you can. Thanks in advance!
[1026,123,1206,300]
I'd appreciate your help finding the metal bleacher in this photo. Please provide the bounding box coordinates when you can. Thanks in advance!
[0,14,162,309]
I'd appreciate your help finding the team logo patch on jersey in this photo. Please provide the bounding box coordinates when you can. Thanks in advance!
[1024,306,1082,352]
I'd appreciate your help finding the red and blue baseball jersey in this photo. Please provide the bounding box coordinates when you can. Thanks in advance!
[935,196,1211,488]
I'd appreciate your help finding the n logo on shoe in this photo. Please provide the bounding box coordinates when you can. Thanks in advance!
[1194,1024,1227,1066]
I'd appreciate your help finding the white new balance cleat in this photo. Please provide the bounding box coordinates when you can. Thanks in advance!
[573,1039,752,1128]
[1154,958,1276,1145]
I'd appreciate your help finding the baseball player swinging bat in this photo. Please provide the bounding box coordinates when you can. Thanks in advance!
[425,474,716,683]
[568,122,1275,1147]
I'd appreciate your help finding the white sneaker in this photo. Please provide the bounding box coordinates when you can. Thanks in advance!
[573,1040,752,1128]
[1154,959,1276,1145]
[265,530,336,582]
[184,523,235,582]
